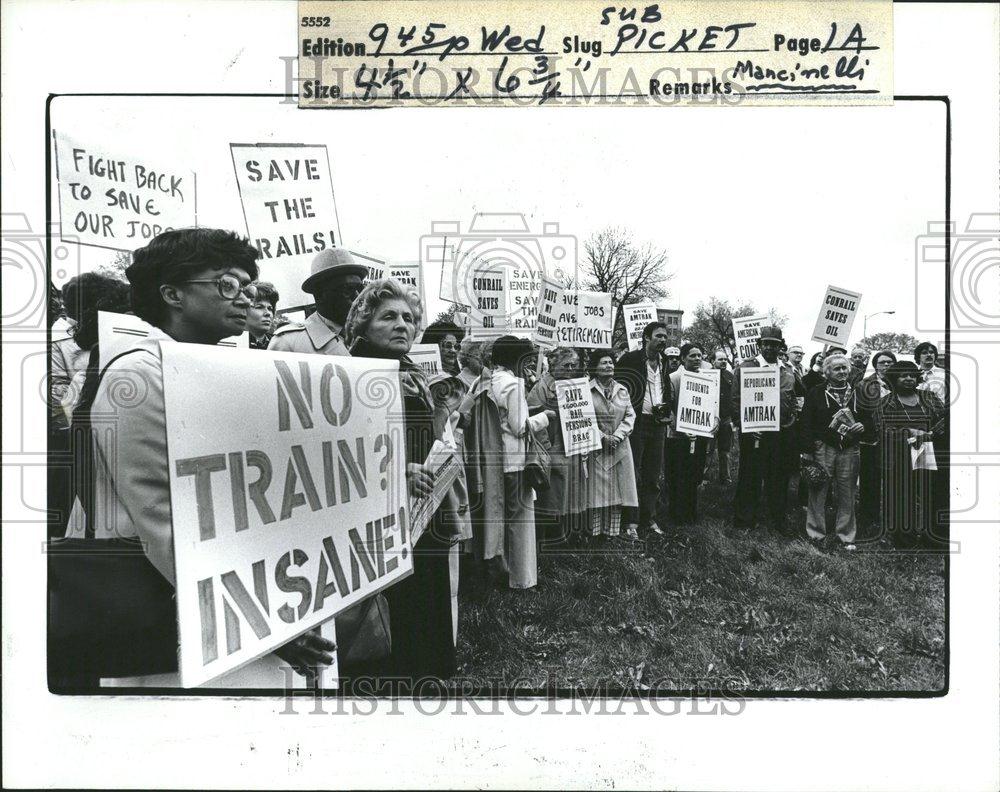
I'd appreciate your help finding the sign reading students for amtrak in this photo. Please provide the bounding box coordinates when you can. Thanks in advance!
[230,144,343,311]
[811,285,862,346]
[53,130,197,251]
[161,344,411,687]
[676,369,720,438]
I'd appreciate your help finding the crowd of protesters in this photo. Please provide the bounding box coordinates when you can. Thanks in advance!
[47,229,949,690]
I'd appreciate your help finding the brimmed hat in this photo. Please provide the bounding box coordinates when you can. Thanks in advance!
[758,326,784,344]
[302,249,369,294]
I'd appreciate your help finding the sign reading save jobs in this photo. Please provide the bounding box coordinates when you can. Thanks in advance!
[231,144,343,311]
[161,344,412,687]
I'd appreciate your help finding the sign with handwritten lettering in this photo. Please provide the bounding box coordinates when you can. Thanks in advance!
[732,314,767,361]
[555,290,613,348]
[230,144,343,311]
[623,302,658,352]
[811,285,862,346]
[555,376,601,456]
[53,130,197,251]
[299,1,892,108]
[675,369,720,438]
[408,343,444,378]
[162,343,412,687]
[531,276,564,350]
[738,364,780,432]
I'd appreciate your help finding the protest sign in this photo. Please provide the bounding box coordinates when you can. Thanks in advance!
[230,143,343,311]
[738,364,781,432]
[53,130,197,251]
[409,440,463,546]
[408,343,444,378]
[555,376,602,456]
[531,276,564,350]
[507,262,542,333]
[161,344,412,687]
[675,370,720,438]
[357,255,427,316]
[353,250,386,283]
[732,314,767,361]
[811,285,862,346]
[623,302,658,352]
[467,266,510,338]
[98,311,247,370]
[555,290,613,348]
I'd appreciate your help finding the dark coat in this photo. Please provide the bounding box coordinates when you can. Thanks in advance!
[799,384,864,452]
[614,349,674,417]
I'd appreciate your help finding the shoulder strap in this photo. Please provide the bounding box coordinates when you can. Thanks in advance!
[73,347,154,539]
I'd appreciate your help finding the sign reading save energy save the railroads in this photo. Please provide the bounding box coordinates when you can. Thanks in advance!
[161,344,412,687]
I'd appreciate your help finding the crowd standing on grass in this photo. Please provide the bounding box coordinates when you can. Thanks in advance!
[47,232,950,690]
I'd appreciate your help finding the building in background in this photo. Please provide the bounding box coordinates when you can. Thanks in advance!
[657,308,684,345]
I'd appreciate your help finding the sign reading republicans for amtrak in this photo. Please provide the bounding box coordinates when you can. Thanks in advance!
[53,130,197,251]
[230,143,343,311]
[738,364,781,432]
[161,344,412,687]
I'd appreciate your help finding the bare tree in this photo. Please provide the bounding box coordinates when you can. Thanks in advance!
[581,227,673,305]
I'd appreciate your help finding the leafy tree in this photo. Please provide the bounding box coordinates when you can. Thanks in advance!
[860,331,917,355]
[94,250,132,281]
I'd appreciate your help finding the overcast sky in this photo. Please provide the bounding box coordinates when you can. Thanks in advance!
[49,96,945,354]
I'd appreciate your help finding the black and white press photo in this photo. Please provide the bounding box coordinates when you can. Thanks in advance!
[2,1,998,790]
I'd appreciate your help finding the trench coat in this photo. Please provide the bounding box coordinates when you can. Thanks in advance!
[586,379,638,510]
[526,373,588,517]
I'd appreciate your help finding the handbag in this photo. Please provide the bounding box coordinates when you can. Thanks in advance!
[334,593,391,666]
[524,423,551,492]
[49,348,180,680]
[801,457,829,488]
[48,538,179,678]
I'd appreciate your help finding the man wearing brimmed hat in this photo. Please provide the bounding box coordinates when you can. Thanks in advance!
[730,325,799,533]
[268,248,368,356]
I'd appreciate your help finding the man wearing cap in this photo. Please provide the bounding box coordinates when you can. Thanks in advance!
[665,346,682,375]
[730,325,799,533]
[268,248,368,356]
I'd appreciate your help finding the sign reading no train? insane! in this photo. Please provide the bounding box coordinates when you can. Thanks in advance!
[53,130,197,251]
[162,344,412,687]
[230,144,343,311]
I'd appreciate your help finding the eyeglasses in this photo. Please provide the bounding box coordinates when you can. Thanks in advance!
[181,274,258,302]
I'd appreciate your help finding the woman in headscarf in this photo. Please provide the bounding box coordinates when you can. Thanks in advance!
[527,346,590,548]
[874,360,948,550]
[799,353,865,550]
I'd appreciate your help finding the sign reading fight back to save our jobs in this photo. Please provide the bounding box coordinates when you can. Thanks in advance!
[161,344,412,687]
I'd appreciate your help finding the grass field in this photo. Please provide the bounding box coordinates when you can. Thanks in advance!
[456,469,946,694]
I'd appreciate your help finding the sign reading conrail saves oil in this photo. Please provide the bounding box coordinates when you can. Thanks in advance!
[298,0,892,107]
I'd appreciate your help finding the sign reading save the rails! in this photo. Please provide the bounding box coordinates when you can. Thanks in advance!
[161,344,412,687]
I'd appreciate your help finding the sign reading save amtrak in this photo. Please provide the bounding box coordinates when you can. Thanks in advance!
[161,344,411,687]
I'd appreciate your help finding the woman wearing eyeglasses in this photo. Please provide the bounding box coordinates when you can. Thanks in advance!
[66,229,335,688]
